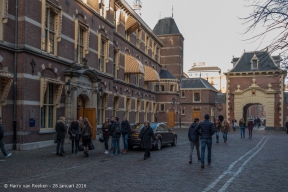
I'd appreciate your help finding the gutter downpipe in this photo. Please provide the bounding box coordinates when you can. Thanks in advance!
[13,0,19,150]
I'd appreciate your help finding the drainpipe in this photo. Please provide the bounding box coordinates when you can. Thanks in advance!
[13,0,19,150]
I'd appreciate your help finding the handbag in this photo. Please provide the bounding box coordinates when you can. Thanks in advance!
[88,142,95,150]
[98,133,104,142]
[54,133,57,144]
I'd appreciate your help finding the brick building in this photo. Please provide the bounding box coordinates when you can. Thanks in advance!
[0,0,183,150]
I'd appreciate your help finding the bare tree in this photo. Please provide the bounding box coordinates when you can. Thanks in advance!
[243,0,288,68]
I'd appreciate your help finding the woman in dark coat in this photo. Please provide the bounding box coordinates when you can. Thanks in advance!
[139,121,156,160]
[102,117,110,154]
[247,119,254,139]
[82,118,92,157]
[55,117,68,156]
[68,117,80,154]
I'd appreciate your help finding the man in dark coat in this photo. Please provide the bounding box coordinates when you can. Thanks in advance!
[0,117,12,158]
[195,114,215,168]
[55,117,68,156]
[188,118,200,164]
[139,121,156,160]
[121,117,131,153]
[110,116,121,156]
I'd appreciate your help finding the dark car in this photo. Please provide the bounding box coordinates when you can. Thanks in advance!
[128,123,177,150]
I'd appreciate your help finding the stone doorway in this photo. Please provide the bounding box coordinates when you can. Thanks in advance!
[243,103,266,129]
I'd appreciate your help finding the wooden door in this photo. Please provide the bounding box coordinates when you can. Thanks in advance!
[168,110,175,127]
[84,108,96,140]
[77,107,84,120]
[192,109,201,121]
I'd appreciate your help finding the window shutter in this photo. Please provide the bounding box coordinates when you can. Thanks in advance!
[98,33,101,59]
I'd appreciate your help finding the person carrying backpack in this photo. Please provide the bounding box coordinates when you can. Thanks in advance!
[109,116,121,156]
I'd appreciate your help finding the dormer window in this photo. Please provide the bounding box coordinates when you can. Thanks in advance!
[251,53,258,69]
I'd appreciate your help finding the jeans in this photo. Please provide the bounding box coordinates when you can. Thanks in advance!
[200,139,212,164]
[216,131,220,142]
[240,127,245,138]
[112,137,120,155]
[110,137,114,149]
[222,132,227,142]
[0,139,8,157]
[122,133,129,150]
[103,135,109,150]
[248,128,253,138]
[189,141,200,161]
[56,138,65,154]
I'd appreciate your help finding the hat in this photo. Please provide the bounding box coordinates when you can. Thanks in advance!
[194,118,199,122]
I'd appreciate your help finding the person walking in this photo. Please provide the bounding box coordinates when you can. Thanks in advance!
[55,117,68,156]
[214,117,221,143]
[247,119,254,139]
[0,117,12,158]
[139,121,156,160]
[102,117,110,154]
[121,117,131,153]
[68,118,80,154]
[221,119,229,143]
[82,118,92,157]
[188,118,201,164]
[257,117,261,128]
[109,116,121,156]
[232,118,237,131]
[78,117,84,148]
[239,118,246,138]
[195,114,215,168]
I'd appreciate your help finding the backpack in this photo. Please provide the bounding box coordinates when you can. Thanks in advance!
[113,124,121,136]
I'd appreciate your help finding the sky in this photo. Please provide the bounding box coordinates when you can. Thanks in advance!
[124,0,278,74]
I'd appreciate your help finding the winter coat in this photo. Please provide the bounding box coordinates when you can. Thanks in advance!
[82,125,92,136]
[195,120,215,140]
[110,121,121,138]
[239,121,246,127]
[188,123,200,142]
[121,120,131,134]
[68,121,80,140]
[247,121,254,129]
[139,126,156,149]
[101,123,110,137]
[0,124,4,140]
[221,123,229,133]
[78,121,84,135]
[55,120,68,139]
[215,121,222,132]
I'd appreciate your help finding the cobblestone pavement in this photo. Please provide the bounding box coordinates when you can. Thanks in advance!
[0,128,288,192]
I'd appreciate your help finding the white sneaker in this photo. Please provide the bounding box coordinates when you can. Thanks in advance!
[5,153,12,158]
[104,150,108,154]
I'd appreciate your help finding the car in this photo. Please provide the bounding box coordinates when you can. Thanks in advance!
[128,123,177,150]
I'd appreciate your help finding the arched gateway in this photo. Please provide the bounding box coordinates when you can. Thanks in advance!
[225,51,286,130]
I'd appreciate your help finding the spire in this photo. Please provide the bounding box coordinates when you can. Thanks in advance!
[172,6,174,18]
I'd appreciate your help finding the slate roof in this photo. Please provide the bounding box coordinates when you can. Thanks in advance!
[159,68,175,79]
[153,17,181,35]
[230,51,281,72]
[231,57,239,63]
[215,93,226,104]
[188,66,221,72]
[180,78,218,92]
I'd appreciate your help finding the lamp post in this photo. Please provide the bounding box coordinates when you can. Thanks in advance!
[65,79,72,124]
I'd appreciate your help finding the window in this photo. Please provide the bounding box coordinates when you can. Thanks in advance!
[75,20,89,65]
[160,104,165,112]
[99,0,105,17]
[41,1,62,55]
[181,91,185,98]
[144,101,149,121]
[181,107,185,115]
[40,83,55,129]
[125,74,130,83]
[170,85,174,92]
[125,97,131,120]
[194,93,200,102]
[155,47,160,63]
[113,96,119,117]
[160,85,165,92]
[136,29,142,48]
[252,60,258,69]
[136,99,141,123]
[135,75,140,86]
[151,102,156,122]
[0,0,8,41]
[144,82,148,89]
[145,34,150,54]
[98,34,109,72]
[113,49,119,78]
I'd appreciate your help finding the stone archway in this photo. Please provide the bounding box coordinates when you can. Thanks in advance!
[233,84,276,128]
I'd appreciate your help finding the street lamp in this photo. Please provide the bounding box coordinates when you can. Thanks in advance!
[65,79,71,95]
[98,87,104,98]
